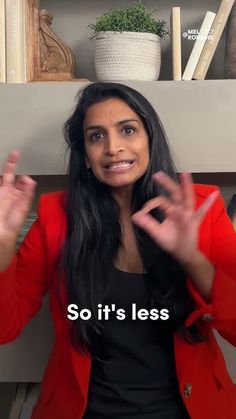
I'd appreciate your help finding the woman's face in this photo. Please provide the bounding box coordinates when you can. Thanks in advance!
[83,98,150,190]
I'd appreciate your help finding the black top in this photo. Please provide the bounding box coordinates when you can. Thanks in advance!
[83,268,190,419]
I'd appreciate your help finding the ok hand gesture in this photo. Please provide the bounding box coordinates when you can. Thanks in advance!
[131,172,219,266]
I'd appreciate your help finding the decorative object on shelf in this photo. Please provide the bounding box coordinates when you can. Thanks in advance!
[170,7,182,81]
[34,8,76,81]
[88,0,168,81]
[193,0,235,80]
[227,194,236,230]
[225,2,236,78]
[38,9,75,79]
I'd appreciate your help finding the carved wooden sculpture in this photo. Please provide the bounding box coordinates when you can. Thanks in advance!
[26,1,78,81]
[37,9,76,80]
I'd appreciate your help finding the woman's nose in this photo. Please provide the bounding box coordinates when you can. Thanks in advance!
[104,135,125,155]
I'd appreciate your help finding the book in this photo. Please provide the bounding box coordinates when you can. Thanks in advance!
[8,382,40,419]
[19,383,41,419]
[5,0,27,83]
[171,7,182,81]
[8,383,29,419]
[0,0,6,82]
[193,0,236,80]
[182,11,216,80]
[225,2,236,78]
[227,194,236,229]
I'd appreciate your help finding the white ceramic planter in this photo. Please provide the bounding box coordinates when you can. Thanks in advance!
[94,31,161,81]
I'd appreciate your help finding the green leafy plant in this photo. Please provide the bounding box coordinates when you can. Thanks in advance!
[88,1,169,39]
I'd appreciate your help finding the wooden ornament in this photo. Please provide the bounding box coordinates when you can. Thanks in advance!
[26,1,79,81]
[35,8,76,80]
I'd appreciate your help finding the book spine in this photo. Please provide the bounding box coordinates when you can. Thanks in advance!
[0,0,6,83]
[171,7,182,81]
[182,11,216,81]
[193,0,235,80]
[225,3,236,78]
[6,0,26,83]
[26,0,40,82]
[21,0,27,82]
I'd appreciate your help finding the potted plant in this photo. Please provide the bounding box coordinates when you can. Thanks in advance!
[88,1,169,81]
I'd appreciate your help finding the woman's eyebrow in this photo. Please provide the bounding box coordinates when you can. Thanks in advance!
[117,119,140,125]
[85,119,140,132]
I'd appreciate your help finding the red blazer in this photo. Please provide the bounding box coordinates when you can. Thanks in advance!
[0,184,236,419]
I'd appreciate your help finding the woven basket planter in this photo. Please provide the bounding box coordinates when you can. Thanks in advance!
[94,31,161,81]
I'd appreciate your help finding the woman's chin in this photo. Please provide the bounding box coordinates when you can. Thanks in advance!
[107,180,134,189]
[101,176,136,189]
[95,169,145,189]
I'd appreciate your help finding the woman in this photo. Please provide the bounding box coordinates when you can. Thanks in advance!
[0,82,236,419]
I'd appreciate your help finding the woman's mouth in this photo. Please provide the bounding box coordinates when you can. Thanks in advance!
[103,160,135,172]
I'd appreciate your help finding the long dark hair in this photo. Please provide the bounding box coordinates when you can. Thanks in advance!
[59,82,207,357]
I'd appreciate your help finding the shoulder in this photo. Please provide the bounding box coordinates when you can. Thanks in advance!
[193,183,219,199]
[193,183,220,207]
[37,190,67,219]
[193,184,230,233]
[39,190,65,204]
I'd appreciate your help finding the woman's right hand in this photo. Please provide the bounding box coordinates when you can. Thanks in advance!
[0,149,37,270]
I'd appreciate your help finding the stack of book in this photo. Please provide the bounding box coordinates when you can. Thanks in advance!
[9,383,41,419]
[171,0,235,81]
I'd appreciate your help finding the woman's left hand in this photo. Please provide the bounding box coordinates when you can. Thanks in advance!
[131,172,219,265]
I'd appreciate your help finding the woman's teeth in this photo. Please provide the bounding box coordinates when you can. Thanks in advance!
[105,161,133,170]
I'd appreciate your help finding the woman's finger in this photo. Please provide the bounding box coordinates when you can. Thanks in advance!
[152,171,183,204]
[141,196,172,213]
[1,149,20,186]
[15,175,34,191]
[180,172,195,211]
[165,204,186,222]
[131,211,162,243]
[15,178,37,214]
[194,190,219,223]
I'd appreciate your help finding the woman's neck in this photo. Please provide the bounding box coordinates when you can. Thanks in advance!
[112,186,133,221]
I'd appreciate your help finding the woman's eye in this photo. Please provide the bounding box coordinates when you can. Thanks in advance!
[122,127,135,135]
[90,132,104,142]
